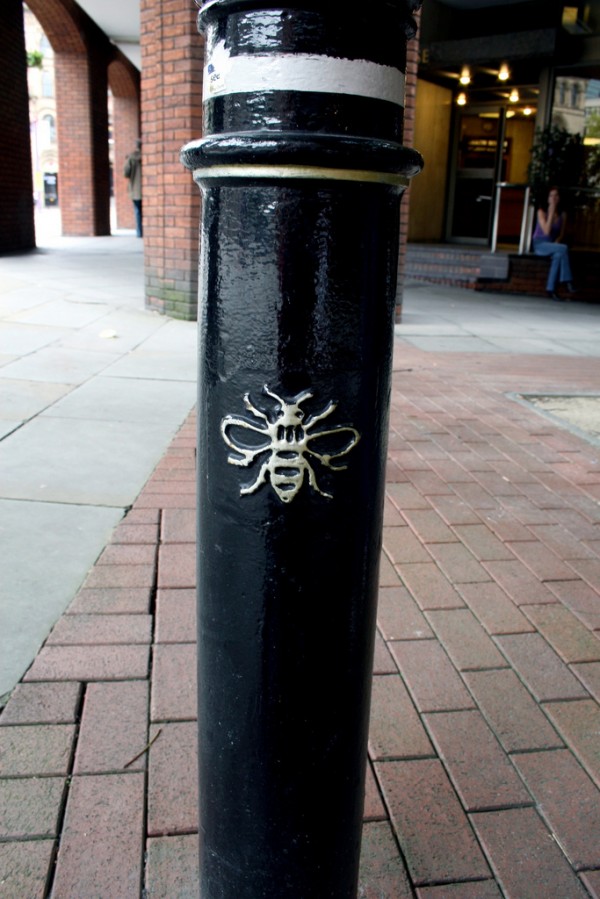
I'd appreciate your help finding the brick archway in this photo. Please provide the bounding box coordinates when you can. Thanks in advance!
[27,0,112,236]
[26,0,86,54]
[3,0,202,318]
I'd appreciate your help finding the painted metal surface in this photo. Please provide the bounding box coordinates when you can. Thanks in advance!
[203,43,407,104]
[182,2,422,895]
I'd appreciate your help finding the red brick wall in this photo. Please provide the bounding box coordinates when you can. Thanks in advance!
[113,96,140,231]
[0,0,35,252]
[141,0,203,320]
[54,47,111,236]
[110,56,141,231]
[396,7,422,321]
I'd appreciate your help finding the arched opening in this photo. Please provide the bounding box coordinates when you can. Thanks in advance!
[109,55,141,232]
[25,0,112,236]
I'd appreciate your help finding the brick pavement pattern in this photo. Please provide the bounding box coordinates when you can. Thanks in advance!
[1,342,600,897]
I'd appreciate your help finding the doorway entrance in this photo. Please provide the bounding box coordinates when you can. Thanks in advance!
[448,106,535,245]
[449,107,505,243]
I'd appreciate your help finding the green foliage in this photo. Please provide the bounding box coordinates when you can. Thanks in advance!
[26,50,44,68]
[586,110,600,139]
[527,125,585,206]
[585,145,600,189]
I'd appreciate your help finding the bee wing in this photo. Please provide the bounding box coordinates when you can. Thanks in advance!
[303,399,336,428]
[305,426,361,469]
[221,416,271,465]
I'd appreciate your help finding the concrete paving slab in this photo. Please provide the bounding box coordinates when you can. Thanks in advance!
[394,318,470,336]
[554,340,600,355]
[0,347,118,384]
[399,335,502,353]
[400,285,600,357]
[1,379,73,420]
[0,416,192,506]
[0,287,66,317]
[135,319,199,353]
[0,323,69,355]
[0,274,29,293]
[41,377,197,423]
[483,337,581,355]
[6,298,113,328]
[58,309,168,353]
[102,351,197,381]
[0,499,123,701]
[0,422,19,440]
[0,231,198,701]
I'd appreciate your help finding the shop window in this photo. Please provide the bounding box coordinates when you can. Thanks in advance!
[550,73,600,252]
[559,80,566,106]
[42,70,53,98]
[41,114,56,146]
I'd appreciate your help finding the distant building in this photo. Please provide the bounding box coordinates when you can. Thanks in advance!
[24,6,58,207]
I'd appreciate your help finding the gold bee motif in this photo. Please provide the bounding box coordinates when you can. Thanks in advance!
[221,386,361,504]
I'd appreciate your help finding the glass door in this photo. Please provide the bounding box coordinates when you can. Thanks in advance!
[449,108,506,243]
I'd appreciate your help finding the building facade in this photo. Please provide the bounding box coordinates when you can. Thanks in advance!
[410,0,600,255]
[24,8,59,209]
[4,1,600,319]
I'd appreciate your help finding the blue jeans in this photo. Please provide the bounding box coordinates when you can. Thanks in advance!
[132,199,143,238]
[533,240,572,292]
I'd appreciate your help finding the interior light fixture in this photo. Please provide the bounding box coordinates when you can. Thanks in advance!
[498,63,510,82]
[509,88,519,103]
[457,92,467,106]
[523,106,533,116]
[506,110,516,118]
[459,66,471,86]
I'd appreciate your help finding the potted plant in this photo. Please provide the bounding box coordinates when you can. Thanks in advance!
[527,124,585,208]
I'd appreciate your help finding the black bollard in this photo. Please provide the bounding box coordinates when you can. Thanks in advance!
[182,3,422,896]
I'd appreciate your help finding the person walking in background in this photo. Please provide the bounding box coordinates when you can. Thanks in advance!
[532,186,575,300]
[124,139,143,237]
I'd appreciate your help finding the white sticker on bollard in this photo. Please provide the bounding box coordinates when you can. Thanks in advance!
[204,42,405,106]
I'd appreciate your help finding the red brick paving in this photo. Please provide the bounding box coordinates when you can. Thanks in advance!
[581,869,600,898]
[462,667,564,753]
[376,758,491,884]
[2,347,600,896]
[369,674,434,760]
[51,773,145,897]
[473,807,591,898]
[68,585,152,614]
[73,681,149,774]
[0,841,55,899]
[0,724,75,777]
[513,748,600,871]
[0,681,81,725]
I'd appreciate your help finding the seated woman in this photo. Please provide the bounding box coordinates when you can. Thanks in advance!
[532,187,575,300]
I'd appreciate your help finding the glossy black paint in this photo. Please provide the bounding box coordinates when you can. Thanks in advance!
[183,2,422,896]
[200,4,417,140]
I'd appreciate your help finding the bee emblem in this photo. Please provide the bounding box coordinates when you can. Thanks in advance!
[221,386,361,504]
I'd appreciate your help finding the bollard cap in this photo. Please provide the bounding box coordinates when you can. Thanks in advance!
[188,0,424,178]
[196,0,422,38]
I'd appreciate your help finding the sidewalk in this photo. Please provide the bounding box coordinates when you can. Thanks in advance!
[0,218,197,701]
[1,257,600,895]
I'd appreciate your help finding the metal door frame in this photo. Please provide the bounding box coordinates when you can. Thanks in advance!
[446,103,507,245]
